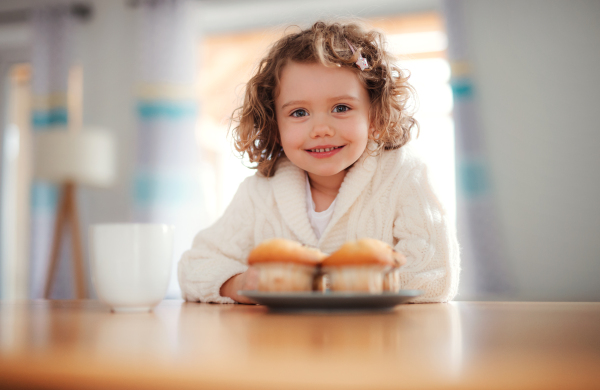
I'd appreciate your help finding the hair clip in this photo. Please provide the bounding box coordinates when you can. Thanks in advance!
[345,39,368,71]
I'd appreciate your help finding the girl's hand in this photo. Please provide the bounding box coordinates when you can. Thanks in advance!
[219,267,259,304]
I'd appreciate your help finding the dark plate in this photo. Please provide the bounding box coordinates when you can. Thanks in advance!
[238,290,423,311]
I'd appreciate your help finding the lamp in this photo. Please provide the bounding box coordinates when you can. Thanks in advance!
[34,67,116,299]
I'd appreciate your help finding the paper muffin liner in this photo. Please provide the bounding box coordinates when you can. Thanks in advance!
[322,265,390,293]
[254,263,317,292]
[383,268,401,292]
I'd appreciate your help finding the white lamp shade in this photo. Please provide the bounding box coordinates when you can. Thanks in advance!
[34,128,116,188]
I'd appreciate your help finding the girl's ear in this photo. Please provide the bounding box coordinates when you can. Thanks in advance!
[370,125,381,140]
[367,114,379,140]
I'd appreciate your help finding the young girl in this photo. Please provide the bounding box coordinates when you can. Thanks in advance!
[178,21,460,304]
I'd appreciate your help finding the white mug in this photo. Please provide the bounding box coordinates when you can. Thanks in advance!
[89,223,174,313]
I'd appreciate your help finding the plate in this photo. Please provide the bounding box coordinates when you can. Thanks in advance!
[238,290,423,311]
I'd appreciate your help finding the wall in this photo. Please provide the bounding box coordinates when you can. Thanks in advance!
[460,0,600,301]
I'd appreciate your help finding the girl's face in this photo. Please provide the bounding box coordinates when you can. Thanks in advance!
[275,61,371,181]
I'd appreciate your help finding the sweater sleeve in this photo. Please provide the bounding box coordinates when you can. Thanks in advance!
[177,177,255,303]
[393,162,460,303]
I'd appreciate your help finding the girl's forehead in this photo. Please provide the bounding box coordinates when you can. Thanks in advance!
[276,61,367,103]
[280,61,358,85]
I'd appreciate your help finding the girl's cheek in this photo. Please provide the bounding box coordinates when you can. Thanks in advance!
[346,122,370,139]
[280,130,301,150]
[284,125,305,143]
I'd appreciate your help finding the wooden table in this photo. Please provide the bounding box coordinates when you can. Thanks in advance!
[0,300,599,389]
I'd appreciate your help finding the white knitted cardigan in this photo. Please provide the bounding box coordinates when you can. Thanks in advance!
[178,145,460,303]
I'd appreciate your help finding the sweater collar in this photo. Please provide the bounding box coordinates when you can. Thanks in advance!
[271,143,379,247]
[319,143,378,242]
[271,157,320,246]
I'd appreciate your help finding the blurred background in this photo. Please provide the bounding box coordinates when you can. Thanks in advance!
[0,0,598,302]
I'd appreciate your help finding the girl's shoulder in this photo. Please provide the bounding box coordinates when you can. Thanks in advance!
[241,156,302,194]
[240,171,271,191]
[379,143,426,172]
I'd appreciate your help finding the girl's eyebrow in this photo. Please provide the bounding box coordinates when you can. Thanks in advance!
[280,95,359,110]
[329,95,359,102]
[281,100,307,110]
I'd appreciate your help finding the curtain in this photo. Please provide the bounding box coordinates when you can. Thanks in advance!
[29,5,75,298]
[443,0,515,299]
[133,0,205,298]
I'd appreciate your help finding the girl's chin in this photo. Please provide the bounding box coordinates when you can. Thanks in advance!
[305,167,349,179]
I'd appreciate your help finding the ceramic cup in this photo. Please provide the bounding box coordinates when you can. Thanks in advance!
[89,223,174,313]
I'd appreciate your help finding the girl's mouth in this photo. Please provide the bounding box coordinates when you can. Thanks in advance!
[305,145,344,158]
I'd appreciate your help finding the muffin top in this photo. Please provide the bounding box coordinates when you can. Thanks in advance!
[322,238,406,267]
[247,238,326,266]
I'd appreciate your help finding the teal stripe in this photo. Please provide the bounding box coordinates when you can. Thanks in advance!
[32,108,68,129]
[450,78,474,100]
[30,182,58,211]
[133,172,199,205]
[458,159,489,197]
[137,100,197,120]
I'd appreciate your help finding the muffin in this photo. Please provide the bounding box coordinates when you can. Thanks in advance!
[322,239,406,293]
[247,238,326,292]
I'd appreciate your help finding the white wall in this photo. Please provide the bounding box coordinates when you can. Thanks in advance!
[461,0,600,301]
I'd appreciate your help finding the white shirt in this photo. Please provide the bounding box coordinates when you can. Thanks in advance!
[305,173,337,239]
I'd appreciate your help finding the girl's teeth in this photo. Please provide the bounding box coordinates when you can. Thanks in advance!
[312,147,337,152]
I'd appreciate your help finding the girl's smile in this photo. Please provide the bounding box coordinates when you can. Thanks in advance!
[305,144,345,158]
[275,61,371,184]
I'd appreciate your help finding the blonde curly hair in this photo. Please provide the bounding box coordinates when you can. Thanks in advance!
[231,20,419,177]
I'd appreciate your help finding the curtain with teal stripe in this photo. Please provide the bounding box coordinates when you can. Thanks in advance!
[444,0,515,299]
[133,0,206,298]
[29,6,74,298]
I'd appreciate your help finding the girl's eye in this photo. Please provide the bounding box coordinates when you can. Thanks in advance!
[291,109,308,118]
[333,104,350,113]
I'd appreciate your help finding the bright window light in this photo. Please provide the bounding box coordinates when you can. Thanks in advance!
[387,31,448,54]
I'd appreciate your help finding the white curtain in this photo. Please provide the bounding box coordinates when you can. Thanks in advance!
[133,0,206,298]
[29,5,75,298]
[443,0,515,299]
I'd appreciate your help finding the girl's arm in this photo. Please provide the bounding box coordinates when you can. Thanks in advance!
[177,177,256,304]
[393,163,460,303]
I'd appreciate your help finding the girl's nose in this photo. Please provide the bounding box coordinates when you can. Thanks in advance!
[310,117,335,138]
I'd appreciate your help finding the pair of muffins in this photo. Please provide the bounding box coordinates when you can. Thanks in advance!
[247,238,406,293]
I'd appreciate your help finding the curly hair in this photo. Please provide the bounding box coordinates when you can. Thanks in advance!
[230,20,419,177]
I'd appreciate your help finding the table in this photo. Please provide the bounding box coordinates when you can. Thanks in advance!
[0,300,599,389]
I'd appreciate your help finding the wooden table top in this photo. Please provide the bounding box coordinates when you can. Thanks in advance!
[0,300,599,390]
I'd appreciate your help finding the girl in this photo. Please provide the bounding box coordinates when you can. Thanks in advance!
[178,21,460,304]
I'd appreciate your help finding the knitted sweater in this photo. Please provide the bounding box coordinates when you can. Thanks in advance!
[178,145,460,303]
